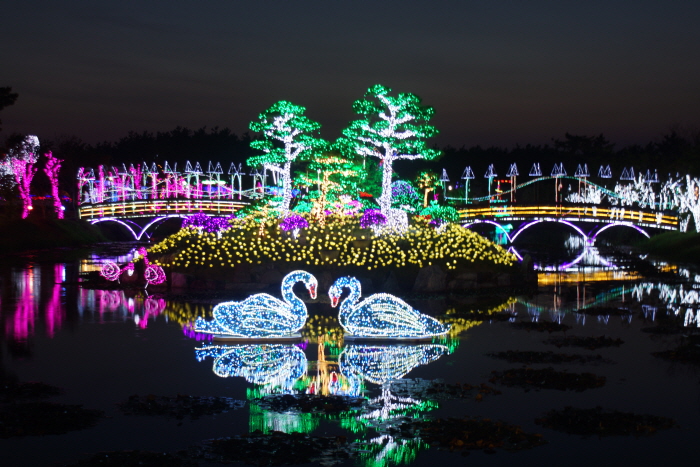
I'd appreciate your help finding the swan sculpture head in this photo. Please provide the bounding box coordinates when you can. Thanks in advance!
[283,270,318,300]
[328,276,360,308]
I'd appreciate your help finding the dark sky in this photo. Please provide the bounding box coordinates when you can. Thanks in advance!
[3,0,700,148]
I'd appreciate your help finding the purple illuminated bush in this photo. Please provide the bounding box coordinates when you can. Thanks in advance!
[183,213,230,233]
[280,214,309,232]
[360,209,387,229]
[183,213,210,228]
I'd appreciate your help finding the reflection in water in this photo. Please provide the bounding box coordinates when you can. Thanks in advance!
[76,289,166,328]
[193,341,447,466]
[632,279,700,327]
[195,344,307,394]
[79,247,141,274]
[340,345,448,386]
[3,264,65,341]
[0,262,168,342]
[339,345,447,467]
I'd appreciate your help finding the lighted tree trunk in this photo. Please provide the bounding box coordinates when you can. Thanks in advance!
[12,158,37,219]
[43,151,64,219]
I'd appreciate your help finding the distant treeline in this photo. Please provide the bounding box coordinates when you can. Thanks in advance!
[3,126,700,201]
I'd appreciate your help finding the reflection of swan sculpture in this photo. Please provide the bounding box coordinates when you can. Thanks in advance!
[340,344,448,385]
[196,344,307,393]
[195,270,317,338]
[329,276,450,338]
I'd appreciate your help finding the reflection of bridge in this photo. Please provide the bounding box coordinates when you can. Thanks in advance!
[460,204,679,244]
[79,199,248,240]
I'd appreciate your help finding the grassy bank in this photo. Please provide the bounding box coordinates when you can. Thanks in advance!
[636,230,700,265]
[0,217,109,255]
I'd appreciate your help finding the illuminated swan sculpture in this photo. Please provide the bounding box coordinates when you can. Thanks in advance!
[329,276,451,338]
[195,270,317,338]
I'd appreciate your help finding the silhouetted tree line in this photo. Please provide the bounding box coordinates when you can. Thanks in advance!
[400,130,700,195]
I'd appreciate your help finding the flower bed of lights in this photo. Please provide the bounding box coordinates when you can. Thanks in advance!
[147,213,517,273]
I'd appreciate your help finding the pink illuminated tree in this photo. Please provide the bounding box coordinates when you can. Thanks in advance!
[12,158,37,218]
[43,151,64,218]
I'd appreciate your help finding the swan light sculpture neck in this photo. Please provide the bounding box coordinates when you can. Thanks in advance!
[194,270,317,338]
[329,276,451,338]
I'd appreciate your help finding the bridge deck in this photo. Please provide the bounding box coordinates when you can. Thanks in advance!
[459,204,678,230]
[78,199,248,220]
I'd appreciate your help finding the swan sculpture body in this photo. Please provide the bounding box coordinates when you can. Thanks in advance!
[329,276,451,338]
[195,270,317,338]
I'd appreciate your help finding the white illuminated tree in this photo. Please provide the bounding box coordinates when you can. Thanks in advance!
[341,85,440,215]
[247,101,326,214]
[1,135,40,218]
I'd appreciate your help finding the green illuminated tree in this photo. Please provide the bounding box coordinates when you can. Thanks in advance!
[247,101,326,214]
[416,170,439,207]
[295,145,365,220]
[341,84,440,214]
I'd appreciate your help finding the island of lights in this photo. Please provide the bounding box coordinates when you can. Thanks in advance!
[194,270,317,338]
[195,344,307,393]
[329,276,451,338]
[147,213,517,272]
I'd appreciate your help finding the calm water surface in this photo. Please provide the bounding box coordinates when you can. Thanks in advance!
[1,244,699,467]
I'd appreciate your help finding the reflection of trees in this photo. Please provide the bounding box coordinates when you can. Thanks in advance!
[632,281,700,327]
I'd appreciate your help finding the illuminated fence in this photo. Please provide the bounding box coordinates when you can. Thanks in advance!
[459,204,679,231]
[78,199,248,220]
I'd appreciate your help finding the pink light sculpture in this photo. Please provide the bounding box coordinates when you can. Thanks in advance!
[12,158,37,219]
[43,151,64,218]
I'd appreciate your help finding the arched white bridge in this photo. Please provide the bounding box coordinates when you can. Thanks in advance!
[459,204,674,245]
[79,199,248,240]
[463,218,649,245]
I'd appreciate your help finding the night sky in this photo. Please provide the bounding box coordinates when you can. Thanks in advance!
[3,0,700,148]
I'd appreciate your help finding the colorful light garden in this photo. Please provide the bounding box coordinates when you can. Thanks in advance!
[136,85,517,280]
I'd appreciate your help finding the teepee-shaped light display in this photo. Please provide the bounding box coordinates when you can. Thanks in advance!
[551,163,566,203]
[506,163,518,202]
[529,162,542,177]
[620,167,635,181]
[599,165,612,178]
[484,164,497,199]
[461,166,475,203]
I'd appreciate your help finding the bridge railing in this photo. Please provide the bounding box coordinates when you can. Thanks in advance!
[459,204,679,230]
[78,199,248,220]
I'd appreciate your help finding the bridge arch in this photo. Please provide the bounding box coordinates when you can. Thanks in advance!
[90,214,188,240]
[589,222,650,245]
[510,219,589,244]
[462,220,513,243]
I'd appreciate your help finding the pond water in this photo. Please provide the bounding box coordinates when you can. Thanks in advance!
[1,243,699,467]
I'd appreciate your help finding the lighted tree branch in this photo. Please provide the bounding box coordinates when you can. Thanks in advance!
[43,151,64,219]
[247,101,327,214]
[341,85,440,215]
